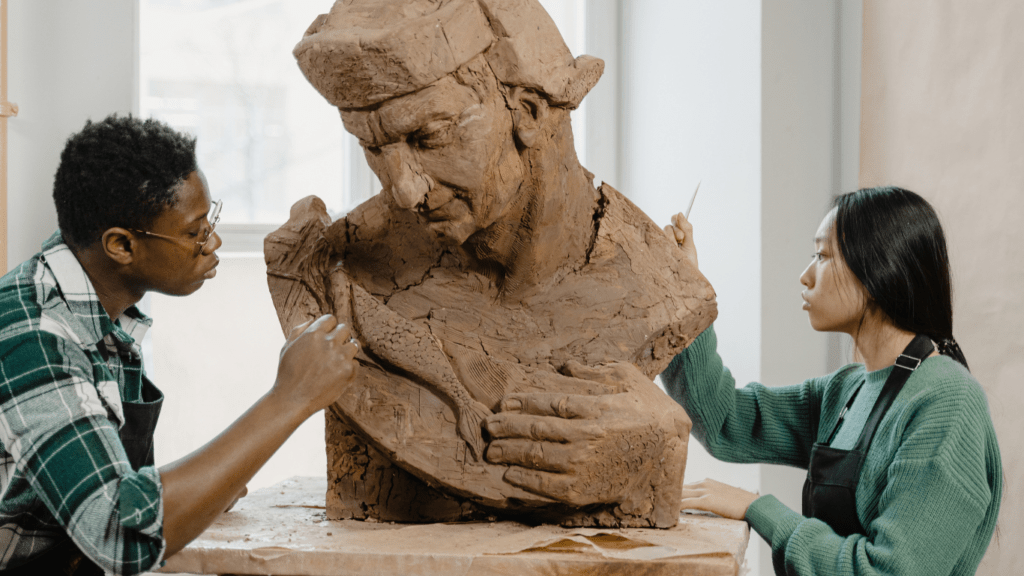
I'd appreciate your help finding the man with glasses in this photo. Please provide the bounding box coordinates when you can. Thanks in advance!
[0,115,359,575]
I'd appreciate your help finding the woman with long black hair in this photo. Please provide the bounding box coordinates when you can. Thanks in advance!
[662,186,1002,575]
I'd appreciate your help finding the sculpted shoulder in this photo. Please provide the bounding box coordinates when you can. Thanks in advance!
[589,183,714,302]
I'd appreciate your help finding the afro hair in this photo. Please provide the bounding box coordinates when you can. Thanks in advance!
[53,114,198,249]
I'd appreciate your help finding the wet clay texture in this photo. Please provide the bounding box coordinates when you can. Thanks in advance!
[266,0,717,528]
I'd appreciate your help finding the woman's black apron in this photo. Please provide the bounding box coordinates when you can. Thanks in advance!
[802,334,933,537]
[1,377,163,576]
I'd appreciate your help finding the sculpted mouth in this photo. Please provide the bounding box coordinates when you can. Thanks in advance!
[418,198,467,222]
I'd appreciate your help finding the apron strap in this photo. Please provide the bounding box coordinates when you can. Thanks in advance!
[853,334,934,453]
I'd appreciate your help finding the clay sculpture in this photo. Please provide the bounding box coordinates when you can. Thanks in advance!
[265,0,717,528]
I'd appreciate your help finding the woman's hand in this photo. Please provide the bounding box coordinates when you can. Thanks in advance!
[680,478,759,521]
[664,212,699,269]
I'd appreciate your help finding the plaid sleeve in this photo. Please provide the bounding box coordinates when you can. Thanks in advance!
[0,331,165,574]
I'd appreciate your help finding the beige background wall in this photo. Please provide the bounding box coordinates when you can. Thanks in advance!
[859,1,1022,572]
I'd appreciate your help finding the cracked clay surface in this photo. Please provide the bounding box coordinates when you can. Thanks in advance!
[265,0,717,528]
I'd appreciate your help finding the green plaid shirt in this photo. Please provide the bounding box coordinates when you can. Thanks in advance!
[0,233,164,574]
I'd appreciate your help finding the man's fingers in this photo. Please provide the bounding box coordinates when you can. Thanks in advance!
[486,439,584,472]
[497,393,602,419]
[327,321,353,342]
[339,340,359,360]
[287,319,314,340]
[485,413,605,441]
[309,313,339,333]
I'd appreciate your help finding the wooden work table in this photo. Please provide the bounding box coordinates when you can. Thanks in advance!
[159,476,749,576]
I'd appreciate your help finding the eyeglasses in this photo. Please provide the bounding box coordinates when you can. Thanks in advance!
[130,200,222,257]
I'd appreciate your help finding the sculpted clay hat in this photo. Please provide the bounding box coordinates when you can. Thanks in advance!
[293,0,604,110]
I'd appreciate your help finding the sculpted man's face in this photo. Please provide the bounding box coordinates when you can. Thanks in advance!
[341,73,526,245]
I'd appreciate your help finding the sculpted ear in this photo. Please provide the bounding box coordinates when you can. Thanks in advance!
[510,87,550,149]
[100,228,136,266]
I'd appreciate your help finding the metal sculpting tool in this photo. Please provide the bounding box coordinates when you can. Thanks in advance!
[685,180,701,219]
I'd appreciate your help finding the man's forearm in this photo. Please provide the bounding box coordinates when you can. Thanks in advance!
[158,388,310,556]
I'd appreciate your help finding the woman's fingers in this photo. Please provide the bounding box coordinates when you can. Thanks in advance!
[665,212,688,246]
[668,212,699,269]
[679,478,758,520]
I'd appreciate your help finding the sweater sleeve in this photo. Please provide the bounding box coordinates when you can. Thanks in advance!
[661,324,824,468]
[745,371,995,576]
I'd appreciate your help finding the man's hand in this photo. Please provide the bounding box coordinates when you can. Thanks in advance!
[680,478,759,521]
[273,314,359,419]
[484,361,691,526]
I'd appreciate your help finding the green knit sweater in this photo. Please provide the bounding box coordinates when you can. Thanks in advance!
[661,325,1002,576]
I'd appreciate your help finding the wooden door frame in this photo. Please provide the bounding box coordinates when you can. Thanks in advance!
[1,0,12,272]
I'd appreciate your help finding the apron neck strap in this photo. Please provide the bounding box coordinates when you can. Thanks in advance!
[854,334,934,453]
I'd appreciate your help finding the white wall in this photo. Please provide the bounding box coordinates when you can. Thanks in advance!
[7,0,136,268]
[619,2,764,572]
[148,255,326,490]
[760,1,860,572]
[619,3,859,575]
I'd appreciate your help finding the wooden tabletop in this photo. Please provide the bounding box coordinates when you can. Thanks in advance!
[160,476,749,576]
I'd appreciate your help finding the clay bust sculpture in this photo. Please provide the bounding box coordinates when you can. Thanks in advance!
[265,0,717,528]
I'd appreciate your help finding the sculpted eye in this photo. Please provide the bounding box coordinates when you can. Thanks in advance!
[411,120,455,149]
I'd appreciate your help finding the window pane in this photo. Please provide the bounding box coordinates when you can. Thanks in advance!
[139,0,351,224]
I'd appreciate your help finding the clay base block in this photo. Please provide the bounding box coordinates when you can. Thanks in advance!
[325,410,488,523]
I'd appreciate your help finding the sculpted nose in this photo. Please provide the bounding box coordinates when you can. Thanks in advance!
[381,145,431,210]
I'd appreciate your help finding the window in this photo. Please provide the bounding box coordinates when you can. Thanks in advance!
[140,0,374,252]
[139,0,588,251]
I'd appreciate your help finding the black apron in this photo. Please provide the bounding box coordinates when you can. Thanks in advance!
[1,377,163,575]
[801,334,933,537]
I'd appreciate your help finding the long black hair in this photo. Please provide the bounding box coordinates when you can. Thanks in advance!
[832,186,969,370]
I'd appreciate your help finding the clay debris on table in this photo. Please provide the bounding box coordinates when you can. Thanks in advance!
[266,0,717,528]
